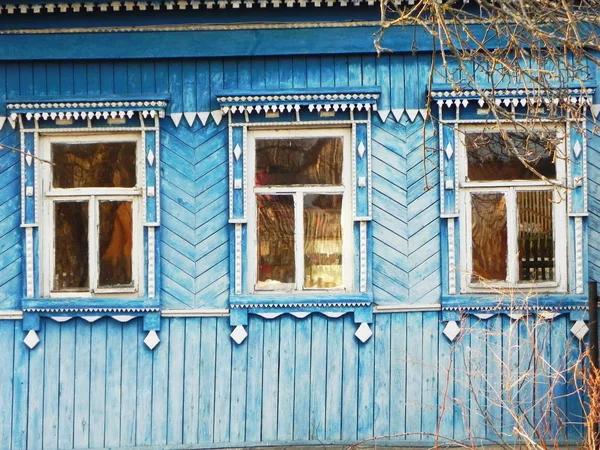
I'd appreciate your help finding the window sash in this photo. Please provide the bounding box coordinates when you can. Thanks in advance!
[247,128,353,294]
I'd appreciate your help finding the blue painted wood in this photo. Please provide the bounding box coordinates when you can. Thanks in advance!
[325,317,343,441]
[12,320,28,450]
[245,316,264,442]
[105,319,123,447]
[58,319,76,450]
[199,317,217,443]
[183,318,201,445]
[73,320,91,449]
[0,320,14,450]
[357,319,374,440]
[262,318,280,441]
[27,321,45,450]
[214,318,232,443]
[89,319,107,448]
[309,314,327,440]
[293,317,311,441]
[167,317,185,445]
[277,315,295,441]
[151,318,169,446]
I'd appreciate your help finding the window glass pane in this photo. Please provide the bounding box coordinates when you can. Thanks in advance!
[517,191,555,282]
[471,193,507,283]
[256,195,295,289]
[99,201,133,287]
[466,132,556,181]
[54,201,89,291]
[304,194,343,289]
[255,137,343,186]
[52,142,136,188]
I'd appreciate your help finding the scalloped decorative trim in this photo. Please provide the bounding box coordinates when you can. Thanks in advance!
[231,301,371,309]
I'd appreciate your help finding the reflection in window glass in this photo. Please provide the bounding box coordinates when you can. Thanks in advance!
[52,142,136,188]
[54,201,89,291]
[466,132,556,181]
[471,193,507,282]
[256,195,295,289]
[304,194,343,289]
[255,137,343,186]
[517,191,555,282]
[99,201,133,287]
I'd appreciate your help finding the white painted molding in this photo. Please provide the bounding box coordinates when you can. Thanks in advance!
[374,304,442,313]
[160,309,230,317]
[0,311,24,320]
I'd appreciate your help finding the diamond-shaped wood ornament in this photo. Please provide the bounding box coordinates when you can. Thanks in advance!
[25,151,33,167]
[24,330,40,349]
[445,142,454,159]
[571,320,589,341]
[443,321,461,342]
[233,144,242,161]
[355,322,373,343]
[573,141,582,159]
[147,149,155,166]
[230,325,248,345]
[357,141,366,158]
[144,330,160,350]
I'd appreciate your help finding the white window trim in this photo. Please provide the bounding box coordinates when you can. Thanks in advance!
[246,127,354,294]
[457,123,568,293]
[39,133,144,298]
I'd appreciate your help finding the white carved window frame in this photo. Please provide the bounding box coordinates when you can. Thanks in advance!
[38,133,145,298]
[246,127,354,293]
[456,123,569,293]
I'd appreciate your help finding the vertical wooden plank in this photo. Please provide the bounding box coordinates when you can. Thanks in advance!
[167,318,185,445]
[59,62,74,96]
[374,313,391,439]
[18,62,33,96]
[566,321,584,441]
[183,318,201,445]
[306,56,320,88]
[58,320,76,450]
[27,321,44,450]
[361,55,376,88]
[0,321,15,450]
[517,317,535,439]
[347,56,362,87]
[73,320,91,449]
[214,318,233,443]
[120,320,138,447]
[325,317,344,441]
[199,317,217,443]
[46,62,60,96]
[99,62,114,95]
[223,59,238,91]
[229,320,248,443]
[265,58,279,90]
[12,320,29,450]
[422,312,439,439]
[43,320,60,450]
[468,318,487,444]
[196,61,211,113]
[237,58,252,90]
[89,319,107,449]
[104,320,123,447]
[209,59,224,112]
[151,319,169,446]
[502,315,518,438]
[33,62,47,97]
[534,316,553,442]
[405,312,423,438]
[113,61,128,95]
[485,315,503,442]
[334,56,348,88]
[341,315,358,441]
[550,316,568,440]
[320,56,335,88]
[292,56,307,88]
[245,317,264,442]
[182,60,196,117]
[376,55,391,113]
[169,60,184,116]
[140,60,156,94]
[278,57,293,89]
[277,316,296,441]
[127,61,142,94]
[453,317,470,440]
[73,62,88,96]
[357,319,374,440]
[436,318,454,441]
[136,321,153,447]
[309,315,327,440]
[261,319,280,441]
[155,61,169,97]
[86,62,101,96]
[251,58,266,90]
[403,55,419,110]
[390,55,405,114]
[293,318,311,441]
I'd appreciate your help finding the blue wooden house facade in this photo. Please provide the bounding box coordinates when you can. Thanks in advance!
[0,3,599,449]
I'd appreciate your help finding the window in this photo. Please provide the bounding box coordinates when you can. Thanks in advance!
[247,128,353,293]
[40,134,143,297]
[458,125,568,292]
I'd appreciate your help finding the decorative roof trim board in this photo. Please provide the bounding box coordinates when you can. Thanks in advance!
[6,98,169,120]
[430,86,596,109]
[231,301,371,309]
[0,0,386,14]
[23,307,161,312]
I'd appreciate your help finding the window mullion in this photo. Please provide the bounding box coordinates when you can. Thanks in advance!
[89,195,98,293]
[295,192,304,290]
[506,188,518,284]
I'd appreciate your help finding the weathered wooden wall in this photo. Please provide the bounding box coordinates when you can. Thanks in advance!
[0,313,586,450]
